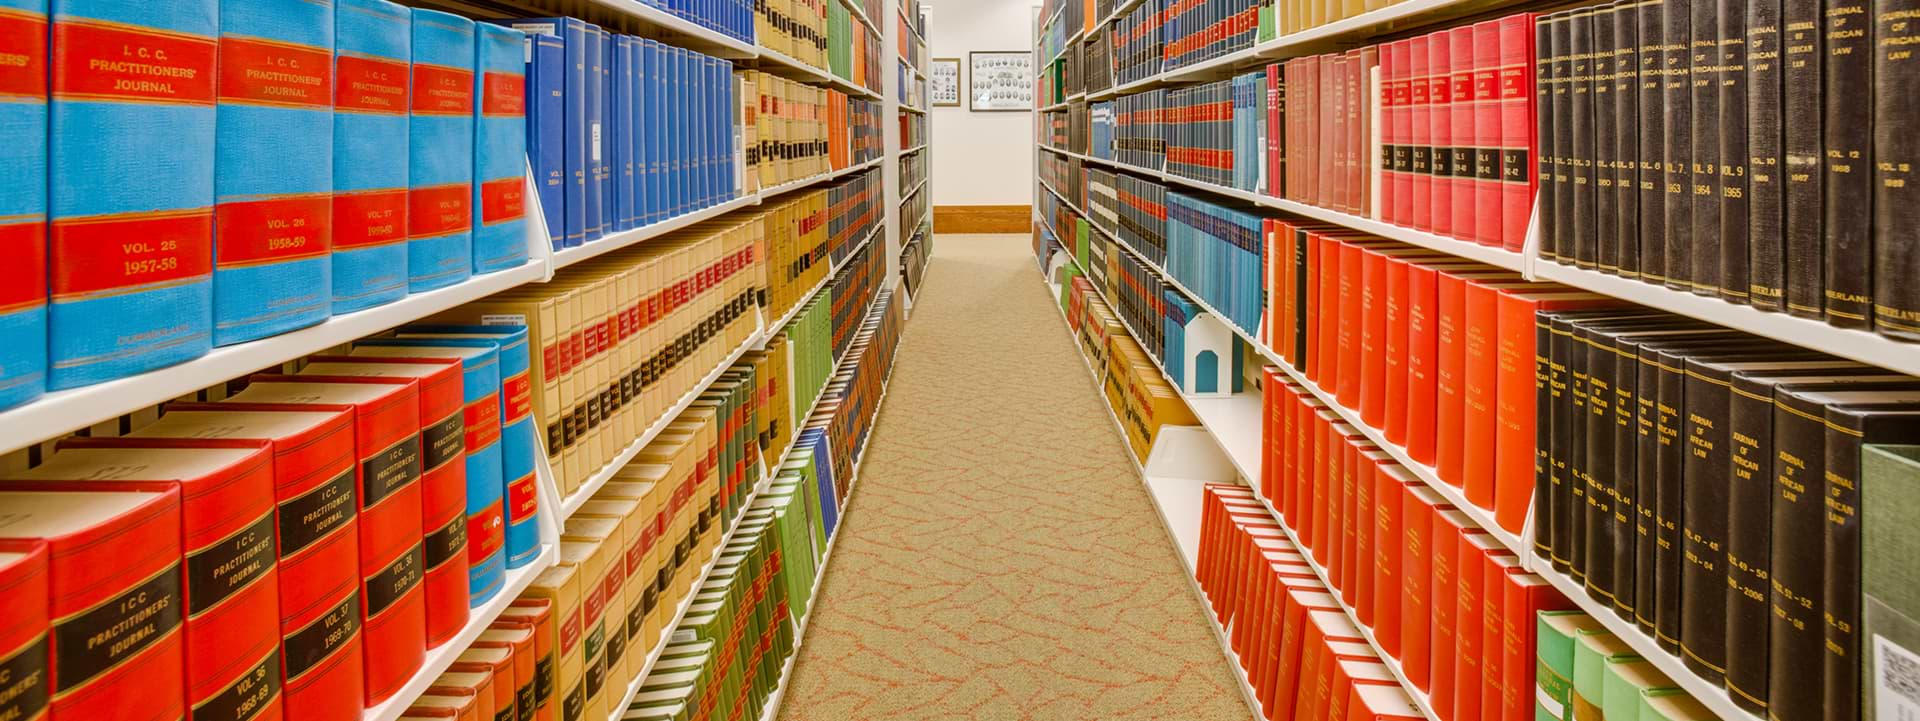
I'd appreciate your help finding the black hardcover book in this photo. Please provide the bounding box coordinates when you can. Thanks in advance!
[1573,10,1600,270]
[1717,0,1750,304]
[1582,324,1618,603]
[1614,0,1642,279]
[1638,0,1668,284]
[1824,402,1920,721]
[1781,0,1824,317]
[1535,310,1558,560]
[1551,314,1587,574]
[1819,0,1874,328]
[1872,0,1920,339]
[1725,373,1916,714]
[1539,14,1560,262]
[1769,386,1839,721]
[1689,0,1723,297]
[1662,0,1694,290]
[1595,8,1621,275]
[1554,14,1579,272]
[1747,0,1787,310]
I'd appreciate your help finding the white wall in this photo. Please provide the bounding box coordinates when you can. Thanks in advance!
[926,0,1037,206]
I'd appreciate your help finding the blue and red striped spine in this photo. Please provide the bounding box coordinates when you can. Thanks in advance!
[408,8,475,292]
[472,23,526,275]
[0,0,46,410]
[332,0,410,314]
[48,0,215,389]
[213,0,334,346]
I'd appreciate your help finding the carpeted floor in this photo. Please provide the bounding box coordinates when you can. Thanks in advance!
[774,233,1249,720]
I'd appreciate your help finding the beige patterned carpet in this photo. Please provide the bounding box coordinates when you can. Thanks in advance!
[774,233,1249,720]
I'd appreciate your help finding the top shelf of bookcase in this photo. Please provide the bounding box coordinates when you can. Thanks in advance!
[1081,0,1537,99]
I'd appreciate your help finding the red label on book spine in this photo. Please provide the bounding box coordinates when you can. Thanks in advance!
[408,184,473,239]
[410,63,473,115]
[331,188,406,250]
[334,55,406,114]
[52,21,215,104]
[50,210,213,298]
[0,10,48,99]
[481,71,523,116]
[0,222,46,312]
[217,37,330,108]
[216,194,332,266]
[480,178,525,225]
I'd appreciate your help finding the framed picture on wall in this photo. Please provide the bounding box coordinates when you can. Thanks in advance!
[968,51,1032,111]
[930,58,960,107]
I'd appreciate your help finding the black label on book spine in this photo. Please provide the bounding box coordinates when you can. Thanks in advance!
[190,650,279,721]
[424,515,467,571]
[360,435,422,510]
[283,592,360,681]
[186,512,276,615]
[421,412,464,473]
[278,467,355,557]
[0,635,47,721]
[363,544,423,618]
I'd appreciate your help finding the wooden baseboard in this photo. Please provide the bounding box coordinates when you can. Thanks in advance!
[934,205,1030,233]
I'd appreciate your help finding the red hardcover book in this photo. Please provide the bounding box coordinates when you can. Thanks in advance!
[1268,64,1284,199]
[1479,554,1522,721]
[1262,369,1284,498]
[1293,613,1374,721]
[1428,509,1489,716]
[1350,450,1388,624]
[1437,274,1535,487]
[1408,35,1433,230]
[496,600,554,721]
[0,540,47,721]
[447,646,514,721]
[1360,247,1449,426]
[1472,20,1503,247]
[135,406,363,721]
[1320,55,1338,209]
[1448,27,1478,243]
[26,439,283,721]
[1498,13,1538,251]
[1370,465,1420,659]
[1500,574,1573,721]
[1333,234,1388,402]
[1429,32,1454,238]
[1355,48,1377,215]
[1265,588,1341,720]
[226,378,427,705]
[1451,534,1515,721]
[1460,279,1508,509]
[1491,291,1617,533]
[1347,683,1425,721]
[1407,265,1515,467]
[1383,256,1413,445]
[300,357,471,648]
[424,673,492,721]
[0,483,183,721]
[1398,485,1451,690]
[1380,42,1399,225]
[1287,396,1330,526]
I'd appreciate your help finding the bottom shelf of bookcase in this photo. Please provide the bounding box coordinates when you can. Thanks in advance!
[364,546,559,721]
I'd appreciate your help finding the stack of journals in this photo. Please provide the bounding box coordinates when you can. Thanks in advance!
[1534,611,1709,721]
[757,0,828,69]
[741,71,846,190]
[405,605,556,720]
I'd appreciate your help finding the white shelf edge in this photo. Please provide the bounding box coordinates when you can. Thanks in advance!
[754,46,832,83]
[552,195,758,270]
[0,259,546,453]
[363,547,559,721]
[899,178,927,203]
[900,143,927,155]
[898,104,926,115]
[583,0,759,58]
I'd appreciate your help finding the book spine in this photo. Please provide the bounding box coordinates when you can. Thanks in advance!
[1747,0,1786,309]
[1781,0,1822,316]
[0,541,47,721]
[1607,339,1640,620]
[213,0,332,347]
[497,339,540,569]
[474,24,528,274]
[1430,34,1453,238]
[1677,366,1732,683]
[1474,21,1503,248]
[1534,17,1555,260]
[1502,14,1538,253]
[1716,0,1750,302]
[1564,320,1592,583]
[0,0,45,410]
[1407,264,1439,465]
[251,421,364,721]
[1461,282,1501,510]
[1533,313,1557,562]
[1638,0,1667,283]
[353,394,426,705]
[584,26,604,242]
[1689,0,1723,296]
[1570,11,1598,266]
[417,393,468,649]
[47,0,214,389]
[166,448,282,721]
[1766,394,1828,720]
[1822,412,1920,721]
[1551,17,1576,266]
[1435,271,1469,487]
[607,35,630,233]
[462,359,509,604]
[408,9,476,292]
[1594,8,1620,271]
[1661,0,1693,290]
[1547,317,1577,572]
[521,31,563,252]
[1632,349,1663,633]
[1494,298,1540,534]
[1819,0,1873,327]
[1723,377,1776,712]
[1612,1,1640,278]
[42,487,186,721]
[1409,38,1431,230]
[334,0,412,315]
[1873,0,1920,335]
[1451,27,1478,244]
[1580,328,1616,603]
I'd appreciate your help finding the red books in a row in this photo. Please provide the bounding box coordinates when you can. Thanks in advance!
[1254,371,1576,721]
[404,599,555,720]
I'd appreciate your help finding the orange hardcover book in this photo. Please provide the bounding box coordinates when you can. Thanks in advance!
[1406,265,1517,467]
[1450,534,1515,721]
[299,356,472,647]
[492,609,553,721]
[1347,683,1426,721]
[1265,591,1344,721]
[1370,465,1421,659]
[475,624,537,719]
[1397,486,1453,690]
[134,406,363,721]
[0,483,183,721]
[1489,291,1617,533]
[0,539,47,721]
[1292,613,1375,721]
[25,439,283,721]
[1427,509,1489,715]
[1500,573,1572,721]
[449,645,515,721]
[1434,274,1533,487]
[425,672,493,721]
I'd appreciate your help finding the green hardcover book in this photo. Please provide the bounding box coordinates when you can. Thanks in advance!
[1634,688,1713,720]
[1864,444,1920,721]
[1573,628,1638,720]
[1601,658,1675,718]
[1538,611,1607,720]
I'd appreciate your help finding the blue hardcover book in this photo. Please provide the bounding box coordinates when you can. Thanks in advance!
[629,37,649,226]
[801,429,839,538]
[334,0,411,315]
[582,24,603,242]
[610,34,635,232]
[213,0,333,346]
[48,0,214,389]
[351,338,508,603]
[689,52,705,210]
[709,57,725,206]
[0,0,45,409]
[522,31,564,251]
[674,47,689,216]
[472,23,528,274]
[394,325,540,569]
[408,8,476,292]
[597,28,611,230]
[509,18,584,248]
[662,45,678,217]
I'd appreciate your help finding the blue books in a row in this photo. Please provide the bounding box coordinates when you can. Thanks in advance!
[649,0,755,44]
[512,17,740,252]
[0,0,527,411]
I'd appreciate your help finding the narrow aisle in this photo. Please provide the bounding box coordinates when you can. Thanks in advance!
[776,233,1248,720]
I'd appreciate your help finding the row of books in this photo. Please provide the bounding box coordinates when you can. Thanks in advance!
[900,229,933,300]
[1537,611,1714,721]
[900,112,927,151]
[515,18,742,250]
[1196,482,1525,721]
[1085,32,1115,94]
[829,235,887,361]
[1531,4,1919,343]
[824,0,884,95]
[0,0,530,412]
[739,71,859,192]
[757,0,830,69]
[1531,309,1920,721]
[896,62,927,109]
[1161,72,1269,192]
[0,318,546,721]
[651,0,757,43]
[1053,261,1202,462]
[896,12,925,68]
[400,600,553,720]
[1112,0,1167,85]
[899,151,928,196]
